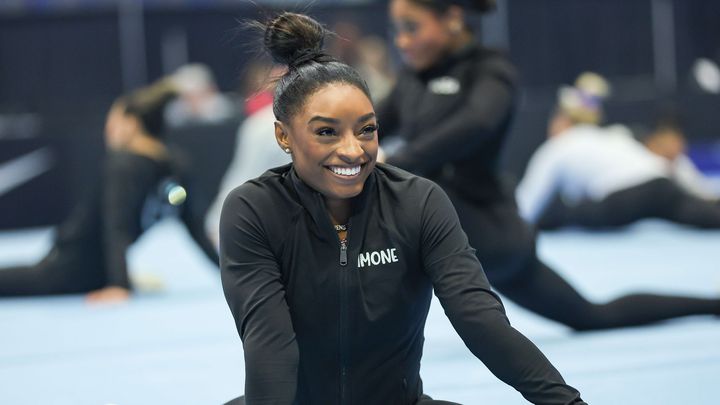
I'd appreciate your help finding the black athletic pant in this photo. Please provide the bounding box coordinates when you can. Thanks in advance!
[539,178,720,230]
[0,243,105,297]
[448,190,720,331]
[224,395,460,405]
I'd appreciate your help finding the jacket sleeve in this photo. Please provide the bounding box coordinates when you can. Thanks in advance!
[220,188,299,404]
[386,68,514,175]
[420,182,586,405]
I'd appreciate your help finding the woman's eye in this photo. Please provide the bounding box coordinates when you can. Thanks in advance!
[395,21,418,35]
[360,125,378,136]
[316,127,337,137]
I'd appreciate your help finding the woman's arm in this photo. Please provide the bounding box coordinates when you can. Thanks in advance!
[386,69,514,175]
[88,153,157,302]
[420,183,585,404]
[101,153,155,290]
[220,187,299,404]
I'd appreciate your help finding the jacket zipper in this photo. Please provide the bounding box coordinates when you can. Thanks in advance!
[338,227,349,404]
[340,239,348,266]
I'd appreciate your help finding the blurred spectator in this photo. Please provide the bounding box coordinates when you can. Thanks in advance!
[516,72,720,230]
[0,79,218,302]
[204,65,291,247]
[165,63,237,128]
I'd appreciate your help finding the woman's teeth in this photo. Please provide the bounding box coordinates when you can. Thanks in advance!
[329,165,361,176]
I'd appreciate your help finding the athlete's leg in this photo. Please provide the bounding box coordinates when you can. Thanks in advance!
[451,194,720,331]
[660,182,720,228]
[558,180,667,229]
[555,178,720,229]
[0,246,104,297]
[496,259,720,331]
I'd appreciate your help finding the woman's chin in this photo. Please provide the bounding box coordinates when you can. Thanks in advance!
[323,184,364,201]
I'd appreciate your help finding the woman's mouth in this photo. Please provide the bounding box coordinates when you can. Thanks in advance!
[327,164,363,178]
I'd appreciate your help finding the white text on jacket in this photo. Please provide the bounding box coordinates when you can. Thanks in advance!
[357,248,399,268]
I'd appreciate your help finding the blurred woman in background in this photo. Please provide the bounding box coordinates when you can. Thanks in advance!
[378,0,720,330]
[0,79,218,302]
[516,73,720,230]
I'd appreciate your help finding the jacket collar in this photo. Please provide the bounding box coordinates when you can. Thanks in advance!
[287,164,376,244]
[418,41,481,80]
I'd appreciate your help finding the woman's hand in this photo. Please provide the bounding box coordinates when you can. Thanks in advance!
[86,286,131,303]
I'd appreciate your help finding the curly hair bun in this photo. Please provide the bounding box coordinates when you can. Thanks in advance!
[575,72,611,100]
[264,12,327,67]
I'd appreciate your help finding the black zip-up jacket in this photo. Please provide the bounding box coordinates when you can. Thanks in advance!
[378,43,516,204]
[220,163,585,405]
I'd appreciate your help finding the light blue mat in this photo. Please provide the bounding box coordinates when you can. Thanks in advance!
[1,219,719,404]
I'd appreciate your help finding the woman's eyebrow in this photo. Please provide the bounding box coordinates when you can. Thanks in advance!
[357,112,376,123]
[307,113,376,125]
[308,116,340,125]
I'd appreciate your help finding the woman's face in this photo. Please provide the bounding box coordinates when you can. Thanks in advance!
[390,0,459,71]
[104,103,134,150]
[645,129,686,161]
[276,83,378,202]
[548,112,573,138]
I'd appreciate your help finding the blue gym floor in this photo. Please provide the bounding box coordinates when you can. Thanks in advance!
[1,219,719,404]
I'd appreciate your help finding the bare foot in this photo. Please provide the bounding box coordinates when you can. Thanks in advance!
[86,286,131,304]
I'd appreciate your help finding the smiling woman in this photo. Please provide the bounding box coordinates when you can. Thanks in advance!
[219,11,586,405]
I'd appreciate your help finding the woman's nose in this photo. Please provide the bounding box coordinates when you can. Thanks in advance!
[336,133,364,162]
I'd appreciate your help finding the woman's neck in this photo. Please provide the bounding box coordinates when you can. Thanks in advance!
[423,31,474,74]
[324,197,351,226]
[449,31,474,54]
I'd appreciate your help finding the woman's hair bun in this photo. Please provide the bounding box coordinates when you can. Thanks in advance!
[556,72,610,125]
[574,71,611,100]
[264,12,326,66]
